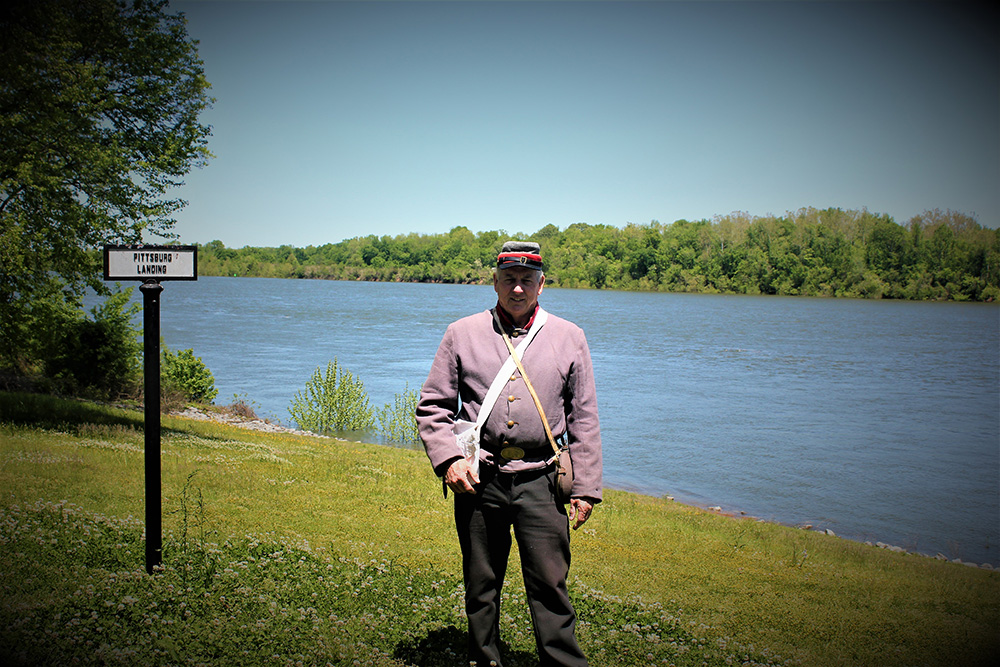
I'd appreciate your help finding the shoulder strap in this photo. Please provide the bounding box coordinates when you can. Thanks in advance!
[475,308,548,430]
[493,309,561,461]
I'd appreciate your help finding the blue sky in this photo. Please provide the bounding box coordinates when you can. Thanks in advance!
[168,0,999,248]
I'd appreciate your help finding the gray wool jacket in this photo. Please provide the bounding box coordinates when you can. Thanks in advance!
[416,306,603,502]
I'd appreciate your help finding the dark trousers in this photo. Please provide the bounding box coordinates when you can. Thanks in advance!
[455,465,587,667]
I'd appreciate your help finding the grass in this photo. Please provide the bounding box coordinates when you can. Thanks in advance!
[1,390,998,666]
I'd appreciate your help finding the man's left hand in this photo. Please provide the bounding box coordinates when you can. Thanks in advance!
[569,498,593,530]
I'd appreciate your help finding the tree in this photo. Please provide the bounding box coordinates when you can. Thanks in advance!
[866,218,908,277]
[0,0,213,370]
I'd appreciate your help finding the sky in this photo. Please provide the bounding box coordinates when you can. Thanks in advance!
[167,0,1000,248]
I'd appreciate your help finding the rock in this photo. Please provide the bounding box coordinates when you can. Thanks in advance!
[825,528,836,537]
[171,406,330,438]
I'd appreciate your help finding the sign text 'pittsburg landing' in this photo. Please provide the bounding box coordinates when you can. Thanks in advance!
[103,245,198,281]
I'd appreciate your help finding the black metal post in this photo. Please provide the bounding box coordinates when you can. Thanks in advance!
[140,280,164,574]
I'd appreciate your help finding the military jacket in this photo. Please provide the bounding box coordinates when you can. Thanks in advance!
[416,306,603,502]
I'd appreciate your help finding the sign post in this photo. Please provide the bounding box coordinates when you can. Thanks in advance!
[140,281,163,572]
[103,244,197,574]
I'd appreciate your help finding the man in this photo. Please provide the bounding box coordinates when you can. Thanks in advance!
[416,241,603,667]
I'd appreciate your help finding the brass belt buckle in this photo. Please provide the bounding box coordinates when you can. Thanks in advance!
[500,446,525,460]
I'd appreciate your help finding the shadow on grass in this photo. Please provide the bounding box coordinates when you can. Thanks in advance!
[0,391,144,430]
[393,625,537,667]
[0,390,222,441]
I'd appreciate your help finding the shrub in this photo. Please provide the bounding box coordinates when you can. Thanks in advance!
[41,286,142,398]
[224,392,259,419]
[376,382,421,445]
[288,358,374,433]
[161,345,218,404]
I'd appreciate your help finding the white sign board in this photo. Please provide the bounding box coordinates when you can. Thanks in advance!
[103,245,198,281]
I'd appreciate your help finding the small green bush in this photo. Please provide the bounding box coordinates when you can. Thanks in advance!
[288,358,374,433]
[41,286,142,398]
[377,382,420,445]
[161,345,218,404]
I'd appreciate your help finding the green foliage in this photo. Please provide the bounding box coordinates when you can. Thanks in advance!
[33,286,142,398]
[288,358,374,433]
[376,382,421,446]
[161,345,218,404]
[0,0,213,370]
[194,208,1000,302]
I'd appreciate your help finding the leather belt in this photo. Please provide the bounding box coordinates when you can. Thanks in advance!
[487,442,550,461]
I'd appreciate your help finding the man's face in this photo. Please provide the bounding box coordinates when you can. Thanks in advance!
[493,266,544,325]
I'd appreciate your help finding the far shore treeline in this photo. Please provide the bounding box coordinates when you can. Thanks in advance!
[195,207,999,302]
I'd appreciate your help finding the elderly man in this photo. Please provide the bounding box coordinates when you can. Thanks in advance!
[416,241,603,667]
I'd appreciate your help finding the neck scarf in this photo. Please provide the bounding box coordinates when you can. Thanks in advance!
[494,302,539,336]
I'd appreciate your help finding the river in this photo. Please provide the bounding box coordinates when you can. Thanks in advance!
[103,276,1000,566]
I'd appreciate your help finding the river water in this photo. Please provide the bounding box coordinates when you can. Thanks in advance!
[106,277,999,565]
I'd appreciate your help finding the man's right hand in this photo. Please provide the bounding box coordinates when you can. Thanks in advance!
[444,458,480,494]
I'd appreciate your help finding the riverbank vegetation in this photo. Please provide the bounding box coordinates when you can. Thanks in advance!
[197,207,999,302]
[1,0,213,379]
[2,391,997,667]
[0,280,219,409]
[288,359,421,445]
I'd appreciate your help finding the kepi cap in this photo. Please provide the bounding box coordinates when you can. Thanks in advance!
[497,241,543,271]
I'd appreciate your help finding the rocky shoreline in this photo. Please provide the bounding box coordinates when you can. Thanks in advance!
[170,406,996,571]
[170,406,332,439]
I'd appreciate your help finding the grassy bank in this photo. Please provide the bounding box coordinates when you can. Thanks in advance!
[1,391,997,666]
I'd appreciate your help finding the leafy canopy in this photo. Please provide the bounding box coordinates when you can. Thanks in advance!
[0,0,213,369]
